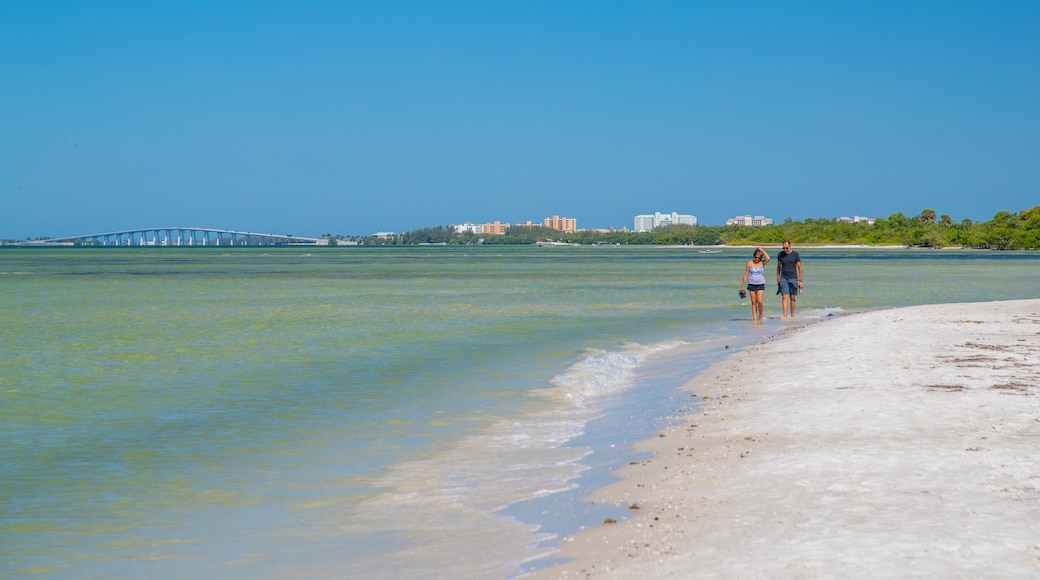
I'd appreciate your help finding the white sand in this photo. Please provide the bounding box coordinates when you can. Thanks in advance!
[531,299,1040,578]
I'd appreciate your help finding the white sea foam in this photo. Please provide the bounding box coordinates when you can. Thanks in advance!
[546,340,688,407]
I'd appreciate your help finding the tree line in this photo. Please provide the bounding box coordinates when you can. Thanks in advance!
[364,207,1040,250]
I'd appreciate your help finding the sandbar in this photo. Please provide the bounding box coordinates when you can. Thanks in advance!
[530,299,1040,578]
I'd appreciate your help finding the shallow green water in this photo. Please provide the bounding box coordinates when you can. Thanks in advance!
[1,246,1036,577]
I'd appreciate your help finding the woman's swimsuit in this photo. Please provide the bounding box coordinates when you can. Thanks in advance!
[748,264,765,286]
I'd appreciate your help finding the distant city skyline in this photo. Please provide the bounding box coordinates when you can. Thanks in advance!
[1,203,1026,241]
[7,207,908,241]
[452,214,578,235]
[3,2,1038,240]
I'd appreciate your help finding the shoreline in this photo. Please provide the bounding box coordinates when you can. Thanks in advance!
[529,299,1040,578]
[657,244,936,249]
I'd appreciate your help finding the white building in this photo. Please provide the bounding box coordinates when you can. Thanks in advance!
[726,215,774,226]
[452,222,483,234]
[633,212,698,232]
[837,215,876,225]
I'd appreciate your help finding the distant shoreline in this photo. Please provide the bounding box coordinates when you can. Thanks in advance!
[8,242,1034,252]
[657,244,946,250]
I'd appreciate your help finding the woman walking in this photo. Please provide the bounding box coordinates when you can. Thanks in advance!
[740,247,770,323]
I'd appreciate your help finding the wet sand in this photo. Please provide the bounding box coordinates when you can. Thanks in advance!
[530,299,1040,578]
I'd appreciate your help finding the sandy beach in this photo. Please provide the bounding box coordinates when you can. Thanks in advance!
[530,299,1040,578]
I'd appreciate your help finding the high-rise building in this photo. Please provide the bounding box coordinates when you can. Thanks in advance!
[544,216,577,232]
[482,221,510,235]
[633,212,697,232]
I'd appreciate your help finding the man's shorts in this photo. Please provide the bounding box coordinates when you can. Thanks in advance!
[779,277,799,296]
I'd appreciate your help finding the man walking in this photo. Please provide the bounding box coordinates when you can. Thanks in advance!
[777,241,804,318]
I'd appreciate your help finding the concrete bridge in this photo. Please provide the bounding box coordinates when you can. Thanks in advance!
[21,227,324,247]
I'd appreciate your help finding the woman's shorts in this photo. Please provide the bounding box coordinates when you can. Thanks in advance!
[747,284,765,292]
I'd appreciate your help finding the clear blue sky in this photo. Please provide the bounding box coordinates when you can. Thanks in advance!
[3,1,1038,238]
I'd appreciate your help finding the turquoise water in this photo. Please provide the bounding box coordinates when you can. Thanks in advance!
[1,246,1037,578]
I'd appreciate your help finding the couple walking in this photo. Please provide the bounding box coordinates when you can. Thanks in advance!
[739,241,804,322]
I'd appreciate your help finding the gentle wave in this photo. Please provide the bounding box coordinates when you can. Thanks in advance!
[544,340,688,407]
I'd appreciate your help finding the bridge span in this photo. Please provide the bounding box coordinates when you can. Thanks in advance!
[22,227,324,247]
